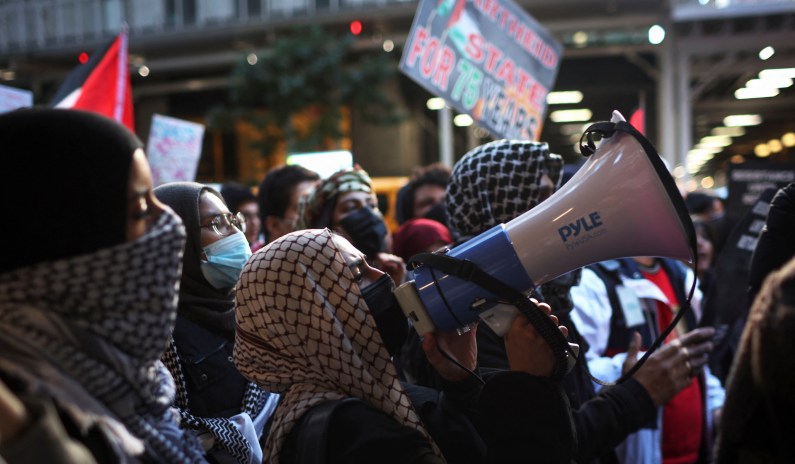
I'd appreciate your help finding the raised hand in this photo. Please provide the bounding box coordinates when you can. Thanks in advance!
[633,326,715,406]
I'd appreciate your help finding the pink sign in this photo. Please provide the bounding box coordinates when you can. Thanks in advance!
[147,114,205,186]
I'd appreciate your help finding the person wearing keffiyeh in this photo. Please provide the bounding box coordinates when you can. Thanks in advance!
[296,165,406,284]
[234,228,576,463]
[440,139,714,464]
[0,109,205,463]
[445,139,563,243]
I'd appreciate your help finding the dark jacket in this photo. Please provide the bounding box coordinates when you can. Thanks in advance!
[477,318,656,464]
[0,388,114,464]
[282,372,575,464]
[172,316,250,418]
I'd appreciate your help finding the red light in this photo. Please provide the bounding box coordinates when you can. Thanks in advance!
[350,20,362,36]
[78,52,89,64]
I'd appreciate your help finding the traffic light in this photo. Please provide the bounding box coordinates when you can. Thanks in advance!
[349,20,362,36]
[78,52,89,64]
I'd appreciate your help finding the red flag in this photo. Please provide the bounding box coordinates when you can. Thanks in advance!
[629,106,645,136]
[50,27,134,131]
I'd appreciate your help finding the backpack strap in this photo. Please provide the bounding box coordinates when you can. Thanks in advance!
[294,397,361,464]
[588,263,624,324]
[589,262,655,357]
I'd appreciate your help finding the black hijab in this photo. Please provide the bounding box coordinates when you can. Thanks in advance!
[154,182,236,333]
[1,108,137,273]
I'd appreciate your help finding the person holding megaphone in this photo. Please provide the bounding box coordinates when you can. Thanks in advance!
[233,229,578,463]
[400,132,719,464]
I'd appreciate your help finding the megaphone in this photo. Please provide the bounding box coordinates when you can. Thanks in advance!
[395,111,695,342]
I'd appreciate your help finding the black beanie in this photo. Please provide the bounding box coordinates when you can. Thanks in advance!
[1,108,139,273]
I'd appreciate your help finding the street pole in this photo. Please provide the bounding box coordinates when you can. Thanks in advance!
[439,105,454,167]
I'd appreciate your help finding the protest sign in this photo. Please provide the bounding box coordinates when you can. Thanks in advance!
[0,84,33,114]
[701,188,776,382]
[147,114,205,186]
[400,0,563,141]
[724,162,795,222]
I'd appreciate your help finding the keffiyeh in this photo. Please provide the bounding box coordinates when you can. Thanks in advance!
[0,212,205,462]
[234,229,441,463]
[446,140,563,240]
[296,166,374,229]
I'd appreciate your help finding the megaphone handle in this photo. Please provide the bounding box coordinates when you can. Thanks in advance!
[480,304,579,376]
[513,296,574,380]
[409,252,574,380]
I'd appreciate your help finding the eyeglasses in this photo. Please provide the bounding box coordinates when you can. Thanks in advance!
[202,212,247,237]
[348,258,365,283]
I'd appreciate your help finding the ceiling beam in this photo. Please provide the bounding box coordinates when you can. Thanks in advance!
[677,27,795,56]
[693,95,795,117]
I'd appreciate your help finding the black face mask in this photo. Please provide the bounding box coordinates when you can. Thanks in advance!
[360,274,408,358]
[339,207,388,258]
[422,201,448,228]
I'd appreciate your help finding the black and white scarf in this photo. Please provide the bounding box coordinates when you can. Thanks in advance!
[154,182,275,464]
[446,139,563,240]
[0,212,205,463]
[162,340,273,464]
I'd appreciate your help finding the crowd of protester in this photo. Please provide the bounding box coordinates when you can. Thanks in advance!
[1,107,793,464]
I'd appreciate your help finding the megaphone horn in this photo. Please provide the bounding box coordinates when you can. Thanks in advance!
[395,111,696,356]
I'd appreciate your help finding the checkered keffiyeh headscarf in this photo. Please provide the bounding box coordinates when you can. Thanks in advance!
[296,166,375,229]
[234,229,442,463]
[0,212,205,463]
[446,140,563,240]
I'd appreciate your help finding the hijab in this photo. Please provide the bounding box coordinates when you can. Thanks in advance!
[446,139,563,240]
[155,182,273,464]
[393,218,453,262]
[1,108,133,273]
[0,109,204,462]
[234,229,441,463]
[154,182,237,333]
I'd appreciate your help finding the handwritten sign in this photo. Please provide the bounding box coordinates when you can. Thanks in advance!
[147,114,205,186]
[0,84,33,114]
[400,0,562,141]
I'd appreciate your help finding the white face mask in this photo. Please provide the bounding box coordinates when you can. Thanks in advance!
[200,232,252,289]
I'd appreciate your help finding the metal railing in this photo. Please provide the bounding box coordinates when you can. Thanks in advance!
[0,0,414,52]
[672,0,795,21]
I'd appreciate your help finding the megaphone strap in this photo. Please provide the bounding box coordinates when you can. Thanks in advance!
[578,121,617,156]
[579,120,650,157]
[576,119,701,387]
[408,252,573,381]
